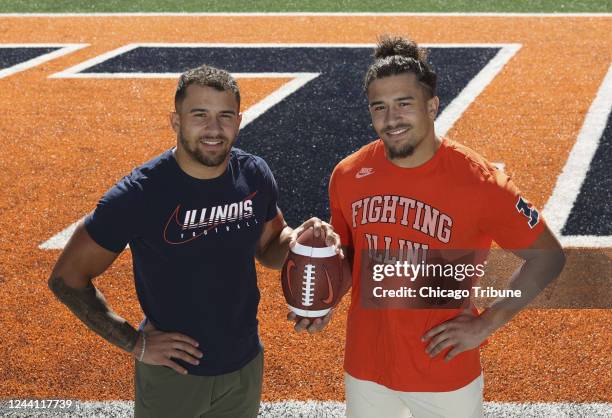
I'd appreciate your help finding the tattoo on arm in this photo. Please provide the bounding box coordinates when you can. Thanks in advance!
[48,276,139,353]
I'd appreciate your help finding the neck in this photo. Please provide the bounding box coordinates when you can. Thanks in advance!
[172,147,229,180]
[387,133,441,169]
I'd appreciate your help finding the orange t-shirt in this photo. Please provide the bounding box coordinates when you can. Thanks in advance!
[329,138,545,392]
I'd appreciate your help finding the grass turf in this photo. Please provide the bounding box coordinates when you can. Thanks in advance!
[0,0,610,13]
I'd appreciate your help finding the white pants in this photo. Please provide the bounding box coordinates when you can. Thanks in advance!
[345,372,484,418]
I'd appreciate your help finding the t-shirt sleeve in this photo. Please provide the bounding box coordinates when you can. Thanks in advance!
[478,169,545,249]
[328,167,353,248]
[256,157,280,222]
[84,175,143,253]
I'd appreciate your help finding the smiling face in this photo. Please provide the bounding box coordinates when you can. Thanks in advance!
[367,72,439,161]
[171,84,241,169]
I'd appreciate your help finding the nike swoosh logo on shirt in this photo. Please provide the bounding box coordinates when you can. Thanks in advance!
[355,168,374,178]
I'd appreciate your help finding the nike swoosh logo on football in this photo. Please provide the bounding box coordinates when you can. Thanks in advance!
[322,266,334,304]
[286,259,296,299]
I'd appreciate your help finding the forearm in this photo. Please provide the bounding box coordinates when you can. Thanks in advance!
[48,275,139,354]
[257,225,293,270]
[479,250,565,335]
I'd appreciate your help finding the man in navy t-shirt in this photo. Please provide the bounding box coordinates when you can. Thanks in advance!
[48,64,341,418]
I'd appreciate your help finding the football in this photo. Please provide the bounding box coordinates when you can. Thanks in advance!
[281,227,349,320]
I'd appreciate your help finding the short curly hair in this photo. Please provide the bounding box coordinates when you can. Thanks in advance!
[174,64,241,110]
[364,35,437,98]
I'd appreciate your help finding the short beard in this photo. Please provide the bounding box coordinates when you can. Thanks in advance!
[382,124,416,160]
[179,132,229,167]
[387,142,415,159]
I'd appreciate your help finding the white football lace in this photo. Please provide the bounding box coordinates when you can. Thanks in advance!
[302,264,316,306]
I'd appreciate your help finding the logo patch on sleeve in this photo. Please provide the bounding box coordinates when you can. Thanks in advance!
[516,196,540,228]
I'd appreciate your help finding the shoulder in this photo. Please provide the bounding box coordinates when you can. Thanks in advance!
[230,147,274,178]
[441,139,502,186]
[107,149,175,198]
[131,149,175,180]
[331,140,380,180]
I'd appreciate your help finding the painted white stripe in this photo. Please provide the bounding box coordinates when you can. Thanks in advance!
[558,235,612,248]
[49,43,140,78]
[49,42,512,79]
[51,71,318,79]
[543,63,612,248]
[240,73,319,128]
[435,44,521,137]
[484,402,612,417]
[0,43,87,79]
[38,218,81,250]
[291,242,337,258]
[287,304,331,318]
[53,42,517,48]
[2,400,609,417]
[0,12,610,17]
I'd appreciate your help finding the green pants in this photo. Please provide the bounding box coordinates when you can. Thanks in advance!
[134,350,263,418]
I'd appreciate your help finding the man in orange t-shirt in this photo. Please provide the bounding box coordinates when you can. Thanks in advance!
[324,36,566,418]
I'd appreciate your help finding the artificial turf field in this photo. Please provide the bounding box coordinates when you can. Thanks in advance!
[0,0,610,13]
[0,2,611,417]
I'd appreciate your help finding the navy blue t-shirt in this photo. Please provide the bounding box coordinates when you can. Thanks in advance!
[84,148,278,376]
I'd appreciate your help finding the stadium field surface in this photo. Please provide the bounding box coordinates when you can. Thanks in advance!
[0,7,610,418]
[0,1,610,13]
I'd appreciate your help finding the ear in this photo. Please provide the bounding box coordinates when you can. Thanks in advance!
[236,112,243,130]
[427,96,440,121]
[170,111,180,134]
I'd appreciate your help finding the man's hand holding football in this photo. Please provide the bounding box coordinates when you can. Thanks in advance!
[289,217,344,259]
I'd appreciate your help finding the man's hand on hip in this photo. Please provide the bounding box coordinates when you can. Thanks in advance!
[133,322,203,375]
[421,309,489,362]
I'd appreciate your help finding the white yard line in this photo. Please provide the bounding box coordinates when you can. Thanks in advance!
[0,44,87,79]
[543,64,612,248]
[434,44,521,137]
[2,400,610,417]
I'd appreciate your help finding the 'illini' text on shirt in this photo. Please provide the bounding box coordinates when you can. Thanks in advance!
[351,195,454,264]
